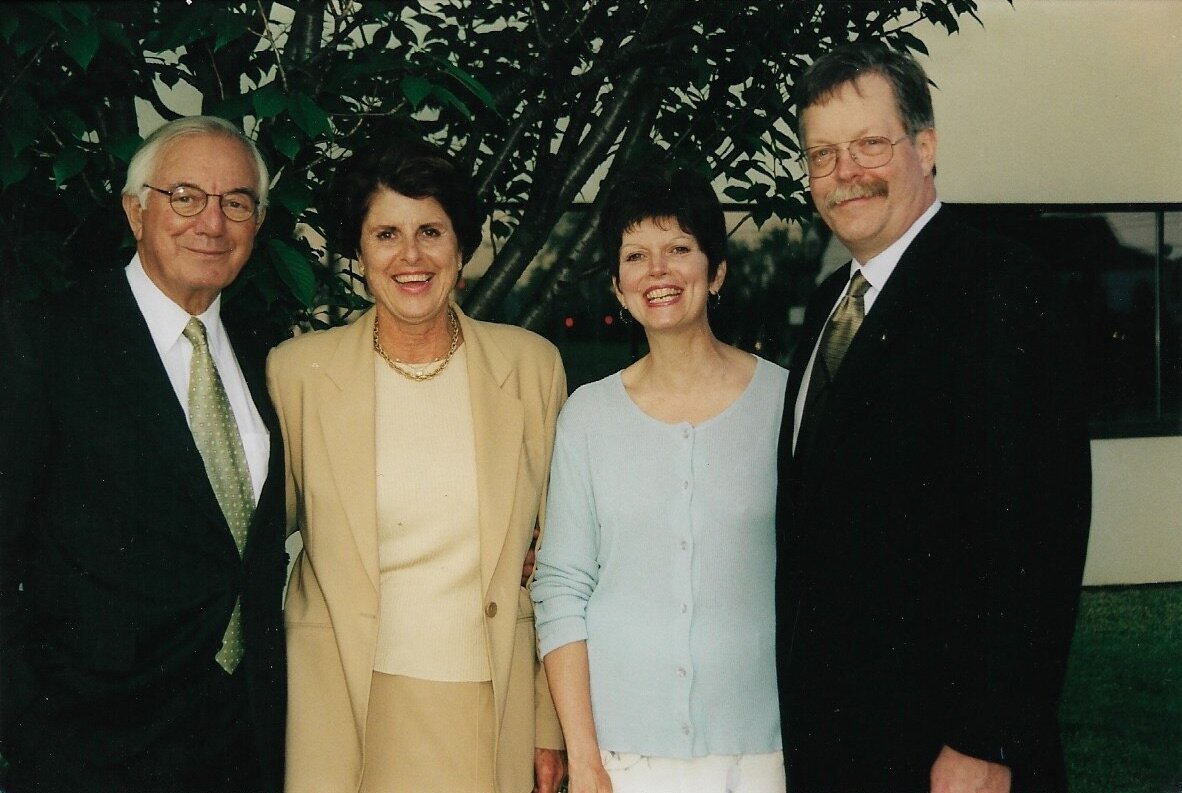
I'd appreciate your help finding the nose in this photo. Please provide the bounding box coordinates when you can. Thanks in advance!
[647,250,669,276]
[831,144,863,180]
[400,236,420,264]
[193,199,227,233]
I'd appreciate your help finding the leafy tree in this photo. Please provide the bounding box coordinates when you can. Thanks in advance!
[0,0,983,337]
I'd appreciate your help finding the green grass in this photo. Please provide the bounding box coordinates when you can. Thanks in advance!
[1061,585,1182,793]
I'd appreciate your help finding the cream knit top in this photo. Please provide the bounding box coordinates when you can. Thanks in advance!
[373,345,490,681]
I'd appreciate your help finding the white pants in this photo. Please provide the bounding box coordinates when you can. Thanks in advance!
[600,750,786,793]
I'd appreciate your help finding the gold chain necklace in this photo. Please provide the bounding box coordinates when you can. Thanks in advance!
[373,307,460,382]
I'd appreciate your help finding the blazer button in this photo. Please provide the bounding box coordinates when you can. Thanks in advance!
[485,601,498,618]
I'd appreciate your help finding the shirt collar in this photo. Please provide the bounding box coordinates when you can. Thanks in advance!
[125,254,224,357]
[850,199,942,291]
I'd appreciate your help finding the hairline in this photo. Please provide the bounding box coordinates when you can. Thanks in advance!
[122,116,270,211]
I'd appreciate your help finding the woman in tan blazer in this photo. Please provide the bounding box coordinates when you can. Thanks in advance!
[267,138,566,793]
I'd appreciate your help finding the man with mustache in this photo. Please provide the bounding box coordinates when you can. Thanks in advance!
[775,44,1091,793]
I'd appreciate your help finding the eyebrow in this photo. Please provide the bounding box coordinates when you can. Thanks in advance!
[170,180,259,198]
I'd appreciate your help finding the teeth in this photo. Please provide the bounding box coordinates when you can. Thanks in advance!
[394,273,432,284]
[646,288,682,301]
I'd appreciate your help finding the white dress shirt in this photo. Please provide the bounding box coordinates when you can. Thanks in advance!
[792,200,942,450]
[125,256,269,501]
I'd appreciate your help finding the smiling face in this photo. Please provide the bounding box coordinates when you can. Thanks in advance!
[803,73,937,263]
[614,216,725,336]
[122,133,264,315]
[360,187,461,335]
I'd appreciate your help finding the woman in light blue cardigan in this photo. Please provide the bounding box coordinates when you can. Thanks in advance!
[532,166,788,793]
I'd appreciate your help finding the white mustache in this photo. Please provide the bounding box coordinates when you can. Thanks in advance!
[826,181,888,209]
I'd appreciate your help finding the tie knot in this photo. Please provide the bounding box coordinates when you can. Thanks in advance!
[183,317,209,350]
[848,270,871,299]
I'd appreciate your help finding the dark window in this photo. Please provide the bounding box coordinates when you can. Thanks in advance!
[540,203,1182,440]
[945,204,1182,439]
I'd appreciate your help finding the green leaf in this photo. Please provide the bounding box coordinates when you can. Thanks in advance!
[28,5,67,27]
[52,109,89,141]
[252,83,287,119]
[431,85,472,120]
[213,10,247,52]
[893,30,929,56]
[4,94,40,155]
[0,12,19,43]
[401,76,433,108]
[207,92,253,120]
[287,94,331,138]
[436,57,497,113]
[0,148,32,190]
[272,180,313,216]
[146,6,214,51]
[60,20,100,68]
[53,147,88,187]
[62,3,94,24]
[271,124,301,161]
[266,237,317,308]
[105,132,143,164]
[97,19,136,54]
[723,185,751,202]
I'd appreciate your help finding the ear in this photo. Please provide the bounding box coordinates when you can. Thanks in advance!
[611,275,623,301]
[915,127,938,178]
[254,206,267,230]
[710,260,727,293]
[122,194,145,241]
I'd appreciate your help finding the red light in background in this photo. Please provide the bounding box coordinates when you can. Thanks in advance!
[603,314,614,326]
[564,317,575,329]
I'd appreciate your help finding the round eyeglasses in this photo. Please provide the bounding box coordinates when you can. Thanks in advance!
[143,184,259,222]
[798,135,909,179]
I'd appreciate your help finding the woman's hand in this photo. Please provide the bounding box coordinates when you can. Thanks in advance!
[565,755,613,793]
[541,642,611,793]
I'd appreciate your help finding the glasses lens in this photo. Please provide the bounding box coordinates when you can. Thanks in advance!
[220,192,258,222]
[851,137,894,168]
[803,148,836,178]
[168,186,207,216]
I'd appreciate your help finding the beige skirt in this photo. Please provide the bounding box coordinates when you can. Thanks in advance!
[360,673,495,793]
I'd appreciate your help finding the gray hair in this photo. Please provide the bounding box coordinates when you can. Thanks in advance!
[122,116,270,210]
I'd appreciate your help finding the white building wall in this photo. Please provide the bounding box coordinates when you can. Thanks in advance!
[916,0,1182,583]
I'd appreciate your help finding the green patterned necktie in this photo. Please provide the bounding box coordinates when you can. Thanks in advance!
[818,269,871,379]
[183,317,254,673]
[801,270,872,428]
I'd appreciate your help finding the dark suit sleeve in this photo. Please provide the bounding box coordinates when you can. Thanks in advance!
[943,246,1092,766]
[0,298,50,749]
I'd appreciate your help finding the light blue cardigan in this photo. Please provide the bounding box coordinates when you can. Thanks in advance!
[532,357,787,758]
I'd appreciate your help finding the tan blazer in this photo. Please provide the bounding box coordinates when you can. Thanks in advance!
[267,305,566,793]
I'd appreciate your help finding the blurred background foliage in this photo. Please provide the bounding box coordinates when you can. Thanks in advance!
[0,0,982,341]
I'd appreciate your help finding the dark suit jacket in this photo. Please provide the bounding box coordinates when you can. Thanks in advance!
[0,271,287,792]
[775,208,1091,793]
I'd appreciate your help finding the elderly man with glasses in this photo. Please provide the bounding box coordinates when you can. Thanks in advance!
[775,44,1092,793]
[0,116,287,793]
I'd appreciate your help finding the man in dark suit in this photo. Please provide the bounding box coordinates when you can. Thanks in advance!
[776,45,1091,793]
[0,116,287,793]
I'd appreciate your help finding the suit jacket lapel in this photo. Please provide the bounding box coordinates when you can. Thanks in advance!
[321,310,380,592]
[787,268,848,413]
[90,273,230,536]
[457,307,524,595]
[793,210,952,488]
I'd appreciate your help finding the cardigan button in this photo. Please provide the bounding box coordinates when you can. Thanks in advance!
[485,601,498,618]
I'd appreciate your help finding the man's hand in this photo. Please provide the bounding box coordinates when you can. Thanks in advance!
[521,524,541,587]
[930,744,1011,793]
[534,747,567,793]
